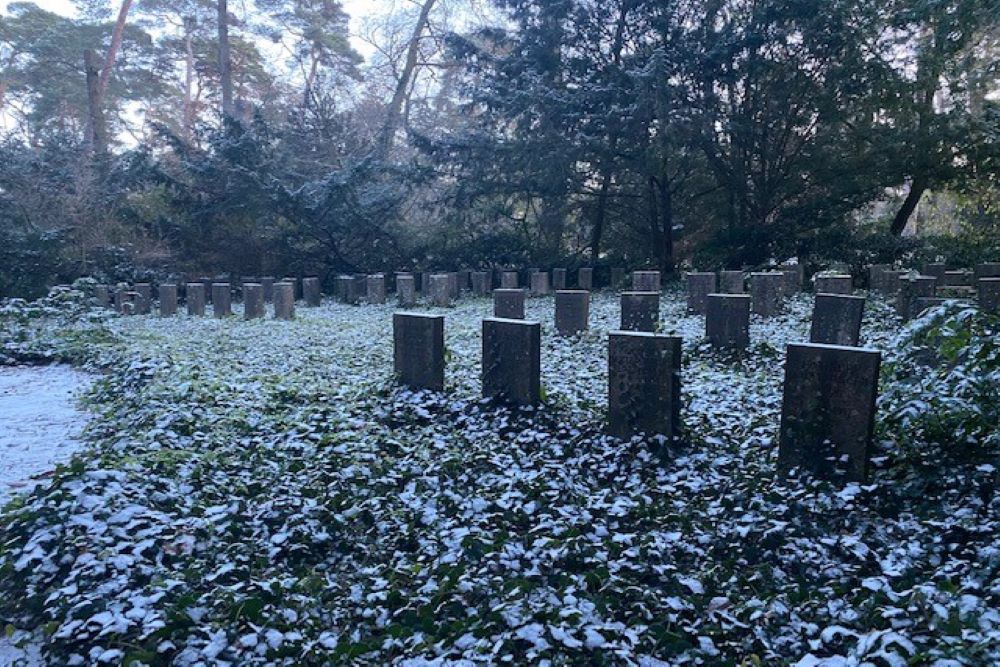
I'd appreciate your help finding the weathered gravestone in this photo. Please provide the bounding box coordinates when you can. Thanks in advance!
[393,313,445,391]
[447,272,460,300]
[942,270,973,287]
[552,268,567,290]
[611,267,626,289]
[531,271,551,296]
[494,289,525,319]
[186,283,206,316]
[303,277,322,307]
[501,271,519,289]
[577,267,594,291]
[897,276,938,320]
[396,274,416,307]
[719,270,745,294]
[974,263,1000,281]
[554,291,589,335]
[979,278,1000,314]
[273,282,295,320]
[458,270,471,292]
[814,274,853,295]
[158,285,178,317]
[367,274,387,304]
[212,283,232,318]
[429,274,453,307]
[94,284,111,307]
[687,272,717,315]
[922,263,947,282]
[260,277,275,302]
[620,292,659,332]
[482,318,541,405]
[134,283,152,315]
[607,332,681,441]
[706,294,750,351]
[243,283,265,320]
[778,343,881,482]
[633,270,661,293]
[868,264,889,292]
[779,265,803,295]
[471,271,490,296]
[750,272,784,316]
[810,294,865,346]
[336,275,359,304]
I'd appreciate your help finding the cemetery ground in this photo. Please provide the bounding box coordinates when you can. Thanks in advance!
[0,286,998,666]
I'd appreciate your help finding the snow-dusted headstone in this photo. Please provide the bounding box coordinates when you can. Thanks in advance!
[687,272,717,315]
[632,270,661,293]
[243,283,264,319]
[200,277,213,303]
[273,282,295,320]
[396,274,416,307]
[530,271,551,296]
[501,271,519,289]
[979,278,1000,314]
[429,274,453,308]
[620,292,659,332]
[158,285,178,317]
[779,264,803,294]
[482,318,541,405]
[868,264,889,292]
[447,272,460,300]
[367,274,387,304]
[750,272,783,316]
[393,312,445,392]
[212,283,232,318]
[706,294,750,351]
[458,270,471,292]
[186,283,205,316]
[611,267,626,289]
[552,268,567,290]
[260,276,274,302]
[608,331,681,441]
[778,342,881,482]
[493,289,525,319]
[974,262,1000,281]
[719,270,745,294]
[810,294,865,346]
[815,274,853,295]
[896,276,938,320]
[577,267,594,291]
[471,271,491,296]
[334,276,357,304]
[555,290,589,335]
[94,284,110,307]
[303,277,322,307]
[134,283,152,315]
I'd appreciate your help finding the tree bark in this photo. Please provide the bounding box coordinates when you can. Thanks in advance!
[375,0,437,158]
[183,16,196,140]
[890,178,927,236]
[84,49,108,159]
[218,0,234,118]
[98,0,134,99]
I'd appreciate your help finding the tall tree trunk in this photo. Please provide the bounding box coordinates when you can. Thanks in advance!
[218,0,234,118]
[590,171,611,263]
[97,0,134,99]
[375,0,437,159]
[655,175,675,276]
[183,16,195,141]
[84,49,108,160]
[890,177,927,236]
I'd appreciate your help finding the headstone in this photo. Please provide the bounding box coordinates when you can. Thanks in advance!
[942,270,972,287]
[554,291,589,335]
[458,270,471,292]
[134,283,152,315]
[120,291,139,316]
[482,318,541,405]
[200,277,213,303]
[501,271,519,289]
[810,294,865,346]
[94,284,110,307]
[611,267,626,289]
[552,268,567,290]
[242,283,264,319]
[273,282,295,320]
[303,277,322,307]
[158,285,178,317]
[261,277,275,302]
[212,283,232,317]
[778,343,881,482]
[896,276,938,320]
[815,274,853,294]
[336,275,358,304]
[779,264,803,294]
[530,271,551,296]
[471,271,490,296]
[429,274,453,307]
[882,270,906,295]
[620,292,659,332]
[687,272,717,315]
[705,294,750,351]
[396,274,416,307]
[607,331,681,441]
[979,278,1000,314]
[367,274,387,304]
[719,270,744,294]
[974,263,1000,281]
[186,283,206,316]
[353,274,367,300]
[868,264,889,291]
[922,263,947,282]
[577,267,594,291]
[633,270,661,293]
[494,289,525,319]
[448,272,460,300]
[393,313,445,391]
[750,272,784,316]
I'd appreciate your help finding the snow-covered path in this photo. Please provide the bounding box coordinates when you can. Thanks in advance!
[0,364,91,506]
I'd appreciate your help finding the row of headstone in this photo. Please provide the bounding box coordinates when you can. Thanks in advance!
[393,311,882,482]
[94,282,297,320]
